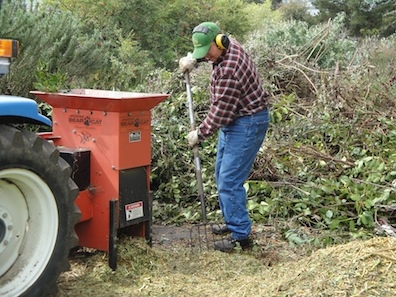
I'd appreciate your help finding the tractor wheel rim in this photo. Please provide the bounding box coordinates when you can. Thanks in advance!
[0,168,58,295]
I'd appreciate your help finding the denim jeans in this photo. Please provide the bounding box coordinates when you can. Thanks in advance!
[215,107,270,240]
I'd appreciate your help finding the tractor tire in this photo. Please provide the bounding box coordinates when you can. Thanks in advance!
[0,125,81,297]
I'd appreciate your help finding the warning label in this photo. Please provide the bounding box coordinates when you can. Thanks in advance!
[125,201,144,221]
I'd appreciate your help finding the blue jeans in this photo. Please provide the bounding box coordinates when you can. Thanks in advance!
[215,107,270,240]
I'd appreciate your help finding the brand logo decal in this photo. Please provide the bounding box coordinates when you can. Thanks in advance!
[121,118,149,128]
[69,115,102,126]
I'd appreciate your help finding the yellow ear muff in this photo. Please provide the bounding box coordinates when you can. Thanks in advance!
[215,34,228,50]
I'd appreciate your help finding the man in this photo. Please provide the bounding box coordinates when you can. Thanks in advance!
[179,22,270,252]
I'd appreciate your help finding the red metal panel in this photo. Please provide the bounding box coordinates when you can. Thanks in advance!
[75,189,93,222]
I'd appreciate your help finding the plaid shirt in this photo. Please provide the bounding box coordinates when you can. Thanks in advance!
[198,38,269,140]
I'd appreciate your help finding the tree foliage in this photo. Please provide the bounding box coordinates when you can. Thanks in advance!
[314,0,396,36]
[278,1,319,25]
[1,0,281,94]
[43,0,260,70]
[0,0,107,96]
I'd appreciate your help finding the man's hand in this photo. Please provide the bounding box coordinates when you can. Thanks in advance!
[179,53,197,73]
[187,129,199,147]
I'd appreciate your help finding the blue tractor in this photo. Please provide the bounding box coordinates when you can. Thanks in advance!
[0,39,80,297]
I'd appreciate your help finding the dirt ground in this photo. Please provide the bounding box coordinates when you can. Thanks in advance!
[151,224,192,246]
[150,222,308,265]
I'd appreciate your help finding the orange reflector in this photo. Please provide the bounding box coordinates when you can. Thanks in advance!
[0,39,19,58]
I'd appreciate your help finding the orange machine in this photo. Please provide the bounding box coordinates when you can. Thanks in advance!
[32,89,169,269]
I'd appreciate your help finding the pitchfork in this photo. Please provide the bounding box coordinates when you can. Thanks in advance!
[184,70,224,252]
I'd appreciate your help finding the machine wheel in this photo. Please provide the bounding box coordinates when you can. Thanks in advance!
[0,125,80,297]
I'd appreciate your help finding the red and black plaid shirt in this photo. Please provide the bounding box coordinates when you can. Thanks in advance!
[198,38,269,140]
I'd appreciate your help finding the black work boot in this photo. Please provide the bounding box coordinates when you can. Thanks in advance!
[214,237,253,252]
[211,224,230,235]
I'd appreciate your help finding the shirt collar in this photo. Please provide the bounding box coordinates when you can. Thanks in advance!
[213,51,224,65]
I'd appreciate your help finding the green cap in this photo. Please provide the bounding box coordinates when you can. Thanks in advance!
[191,22,220,59]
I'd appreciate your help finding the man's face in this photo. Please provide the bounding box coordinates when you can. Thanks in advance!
[204,42,223,62]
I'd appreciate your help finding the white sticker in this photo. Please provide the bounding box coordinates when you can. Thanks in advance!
[129,131,141,142]
[125,201,144,221]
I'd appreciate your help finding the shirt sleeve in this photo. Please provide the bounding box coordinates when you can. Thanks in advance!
[198,74,241,140]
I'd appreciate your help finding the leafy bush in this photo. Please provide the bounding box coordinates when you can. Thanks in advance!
[240,18,396,232]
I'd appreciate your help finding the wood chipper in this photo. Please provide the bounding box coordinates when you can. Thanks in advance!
[0,40,170,297]
[32,89,170,262]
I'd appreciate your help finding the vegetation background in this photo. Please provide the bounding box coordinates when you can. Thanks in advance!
[1,0,396,248]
